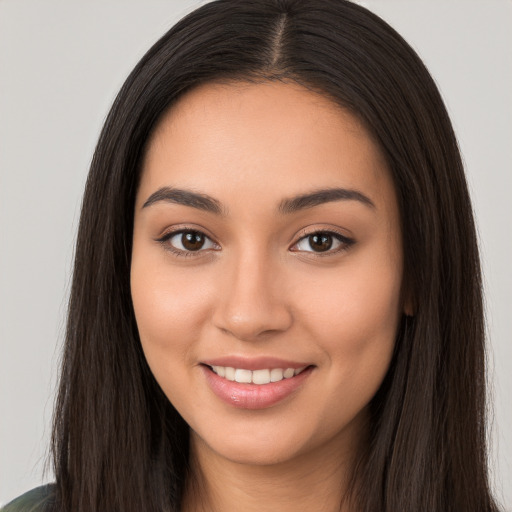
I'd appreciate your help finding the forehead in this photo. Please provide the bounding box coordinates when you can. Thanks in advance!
[138,80,394,215]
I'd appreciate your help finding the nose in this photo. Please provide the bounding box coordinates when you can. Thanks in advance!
[212,250,293,342]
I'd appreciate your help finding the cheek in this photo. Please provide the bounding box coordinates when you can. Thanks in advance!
[294,251,402,396]
[130,249,213,380]
[299,258,401,333]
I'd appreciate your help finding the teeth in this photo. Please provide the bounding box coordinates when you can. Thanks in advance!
[235,369,252,383]
[270,368,283,382]
[283,368,295,379]
[252,369,270,385]
[210,365,307,385]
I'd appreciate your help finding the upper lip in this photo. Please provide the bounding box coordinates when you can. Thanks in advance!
[201,356,312,371]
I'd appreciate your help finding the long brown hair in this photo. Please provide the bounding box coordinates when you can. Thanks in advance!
[49,1,499,510]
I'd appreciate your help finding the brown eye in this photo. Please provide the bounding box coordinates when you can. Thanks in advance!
[159,229,218,255]
[292,230,355,255]
[308,233,333,252]
[181,231,206,251]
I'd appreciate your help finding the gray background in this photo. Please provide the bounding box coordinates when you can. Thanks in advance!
[1,0,511,508]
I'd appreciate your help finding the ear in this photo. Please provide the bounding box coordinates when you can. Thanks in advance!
[401,280,415,317]
[403,297,415,317]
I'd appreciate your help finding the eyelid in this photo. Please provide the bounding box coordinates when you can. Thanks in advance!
[155,225,356,258]
[155,225,220,258]
[290,227,355,256]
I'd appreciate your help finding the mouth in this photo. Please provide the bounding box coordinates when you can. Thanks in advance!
[207,365,308,385]
[200,361,314,410]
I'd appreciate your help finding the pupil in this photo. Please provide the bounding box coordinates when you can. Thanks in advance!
[310,233,332,252]
[182,231,204,251]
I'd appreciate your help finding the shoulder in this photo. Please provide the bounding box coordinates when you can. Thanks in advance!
[1,485,55,512]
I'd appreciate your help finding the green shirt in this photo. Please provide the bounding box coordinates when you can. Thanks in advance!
[1,485,55,512]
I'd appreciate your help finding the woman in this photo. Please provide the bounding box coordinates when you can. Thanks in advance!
[2,0,501,511]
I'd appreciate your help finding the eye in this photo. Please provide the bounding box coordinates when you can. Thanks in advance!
[292,230,355,254]
[157,229,218,256]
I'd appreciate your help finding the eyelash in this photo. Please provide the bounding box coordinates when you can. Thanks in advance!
[156,227,355,258]
[156,229,219,258]
[292,228,355,257]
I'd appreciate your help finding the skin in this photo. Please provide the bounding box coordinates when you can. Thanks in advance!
[131,81,406,511]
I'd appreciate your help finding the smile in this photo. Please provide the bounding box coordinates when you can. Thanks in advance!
[209,365,308,385]
[202,362,314,410]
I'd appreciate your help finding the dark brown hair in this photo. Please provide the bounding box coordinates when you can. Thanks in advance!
[48,1,499,511]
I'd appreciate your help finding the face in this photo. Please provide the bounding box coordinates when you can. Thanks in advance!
[131,81,405,468]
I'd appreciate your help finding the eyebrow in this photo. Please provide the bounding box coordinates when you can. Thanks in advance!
[142,187,226,215]
[278,187,375,214]
[142,186,375,215]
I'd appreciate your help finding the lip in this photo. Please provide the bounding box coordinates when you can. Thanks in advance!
[201,362,314,410]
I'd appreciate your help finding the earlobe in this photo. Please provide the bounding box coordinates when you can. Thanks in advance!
[401,282,415,317]
[403,302,415,317]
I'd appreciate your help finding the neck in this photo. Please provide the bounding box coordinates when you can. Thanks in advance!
[182,429,365,512]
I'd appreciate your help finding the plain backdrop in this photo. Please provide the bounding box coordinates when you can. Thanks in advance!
[1,0,511,508]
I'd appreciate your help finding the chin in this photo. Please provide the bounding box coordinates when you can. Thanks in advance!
[190,409,362,469]
[195,430,313,466]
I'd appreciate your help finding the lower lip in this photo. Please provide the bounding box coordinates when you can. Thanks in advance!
[201,365,313,410]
